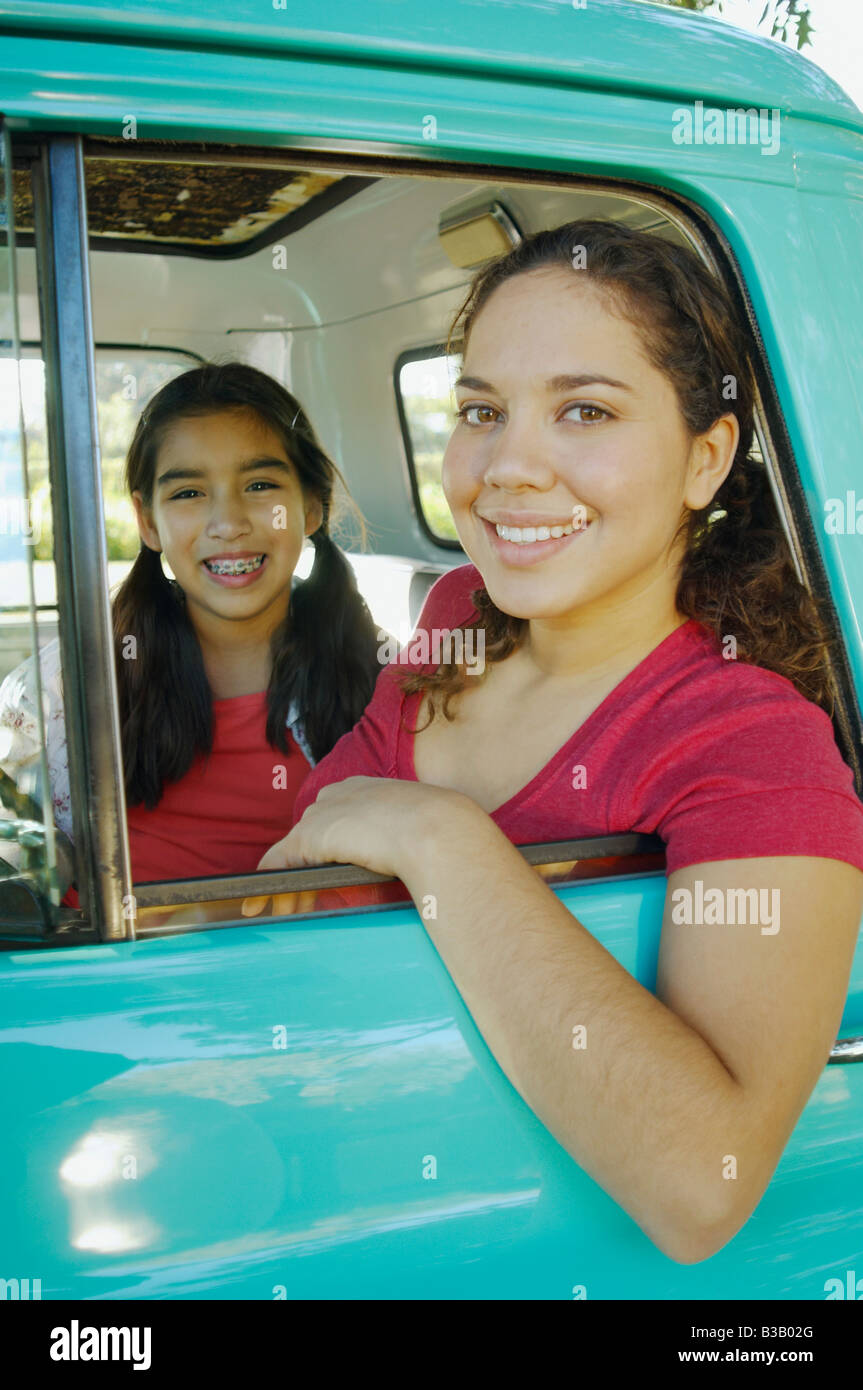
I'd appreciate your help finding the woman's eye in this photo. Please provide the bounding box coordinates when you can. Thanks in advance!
[456,404,501,426]
[168,489,202,500]
[563,403,610,424]
[246,480,280,492]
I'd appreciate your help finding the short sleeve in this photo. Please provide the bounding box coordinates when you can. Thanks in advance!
[0,657,42,779]
[413,562,483,632]
[649,692,863,875]
[0,639,73,841]
[290,661,405,824]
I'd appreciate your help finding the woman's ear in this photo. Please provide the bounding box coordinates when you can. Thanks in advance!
[131,491,162,552]
[683,413,740,512]
[304,494,324,538]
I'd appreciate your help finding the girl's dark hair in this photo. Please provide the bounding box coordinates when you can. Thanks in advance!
[401,218,835,721]
[113,362,381,808]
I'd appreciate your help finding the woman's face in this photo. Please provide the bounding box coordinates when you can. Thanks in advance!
[443,267,736,624]
[132,408,322,637]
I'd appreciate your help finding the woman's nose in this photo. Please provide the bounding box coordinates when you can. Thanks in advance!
[482,416,558,491]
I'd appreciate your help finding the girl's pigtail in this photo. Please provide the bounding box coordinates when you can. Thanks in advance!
[267,528,381,762]
[112,545,212,807]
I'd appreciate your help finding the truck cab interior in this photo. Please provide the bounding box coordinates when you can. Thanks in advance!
[6,145,694,678]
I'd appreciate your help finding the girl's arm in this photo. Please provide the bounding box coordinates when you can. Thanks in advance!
[258,775,863,1264]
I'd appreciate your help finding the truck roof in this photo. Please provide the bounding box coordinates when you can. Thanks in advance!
[1,0,860,132]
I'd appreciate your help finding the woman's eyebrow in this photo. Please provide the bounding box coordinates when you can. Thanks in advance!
[454,372,633,393]
[548,373,633,393]
[156,457,292,487]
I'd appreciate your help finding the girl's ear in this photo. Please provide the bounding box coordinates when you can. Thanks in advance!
[131,490,162,552]
[304,494,324,538]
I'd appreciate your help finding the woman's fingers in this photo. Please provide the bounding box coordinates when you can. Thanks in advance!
[535,859,579,881]
[274,890,319,916]
[241,888,319,918]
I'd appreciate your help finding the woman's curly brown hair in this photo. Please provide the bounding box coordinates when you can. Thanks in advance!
[400,219,834,725]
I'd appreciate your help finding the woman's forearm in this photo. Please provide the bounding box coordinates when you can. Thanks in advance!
[398,798,749,1263]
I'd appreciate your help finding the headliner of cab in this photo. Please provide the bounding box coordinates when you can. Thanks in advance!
[0,0,859,131]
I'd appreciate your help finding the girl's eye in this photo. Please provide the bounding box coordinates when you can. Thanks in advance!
[456,403,501,426]
[563,403,610,424]
[167,480,281,500]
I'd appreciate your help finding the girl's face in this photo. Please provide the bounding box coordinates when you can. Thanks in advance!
[132,408,322,636]
[443,267,737,624]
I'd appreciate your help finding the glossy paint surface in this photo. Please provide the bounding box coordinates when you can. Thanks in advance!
[0,0,859,123]
[2,879,862,1299]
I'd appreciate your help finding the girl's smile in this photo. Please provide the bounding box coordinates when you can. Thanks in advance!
[133,408,321,639]
[201,551,269,586]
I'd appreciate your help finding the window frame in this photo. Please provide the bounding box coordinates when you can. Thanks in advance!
[23,135,133,942]
[0,344,205,633]
[14,132,862,946]
[394,342,464,552]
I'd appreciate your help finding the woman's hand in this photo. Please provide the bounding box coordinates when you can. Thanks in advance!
[240,888,321,920]
[241,776,475,917]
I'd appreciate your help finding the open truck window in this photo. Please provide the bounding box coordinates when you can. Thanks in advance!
[396,347,461,546]
[2,137,860,943]
[0,121,63,934]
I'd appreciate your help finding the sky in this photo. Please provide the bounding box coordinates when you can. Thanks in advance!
[701,0,863,110]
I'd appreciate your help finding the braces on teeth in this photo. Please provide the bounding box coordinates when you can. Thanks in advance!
[205,554,265,575]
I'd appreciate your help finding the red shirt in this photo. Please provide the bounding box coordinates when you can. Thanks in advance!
[293,563,863,907]
[63,691,309,905]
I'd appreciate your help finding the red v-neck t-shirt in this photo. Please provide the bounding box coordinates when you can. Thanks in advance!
[126,690,309,884]
[292,563,863,905]
[62,690,310,905]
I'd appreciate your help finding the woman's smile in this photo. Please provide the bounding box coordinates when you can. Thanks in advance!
[478,510,594,567]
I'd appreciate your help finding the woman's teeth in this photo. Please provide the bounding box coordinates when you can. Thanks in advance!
[204,554,265,575]
[494,521,587,544]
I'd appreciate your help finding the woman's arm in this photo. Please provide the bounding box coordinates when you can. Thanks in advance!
[257,776,863,1264]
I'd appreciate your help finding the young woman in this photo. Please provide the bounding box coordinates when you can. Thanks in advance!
[0,362,381,904]
[249,221,863,1263]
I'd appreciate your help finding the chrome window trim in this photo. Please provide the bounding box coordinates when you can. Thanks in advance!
[29,135,134,940]
[829,1036,863,1064]
[130,832,665,910]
